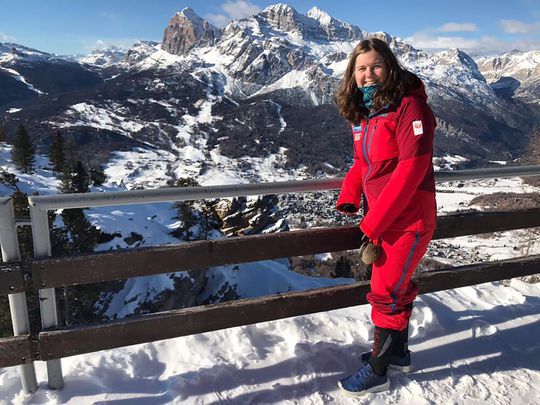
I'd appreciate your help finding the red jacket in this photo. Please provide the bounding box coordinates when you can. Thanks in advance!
[336,82,437,241]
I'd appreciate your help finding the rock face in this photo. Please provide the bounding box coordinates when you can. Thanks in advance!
[216,196,289,236]
[162,7,221,55]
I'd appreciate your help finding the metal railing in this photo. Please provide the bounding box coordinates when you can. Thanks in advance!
[0,198,38,393]
[1,164,538,392]
[27,165,540,210]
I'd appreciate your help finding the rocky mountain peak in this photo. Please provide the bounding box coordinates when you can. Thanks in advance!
[178,6,199,21]
[261,3,304,34]
[433,48,485,82]
[162,7,221,55]
[263,3,297,15]
[125,40,160,65]
[0,42,50,59]
[256,3,364,42]
[306,7,332,25]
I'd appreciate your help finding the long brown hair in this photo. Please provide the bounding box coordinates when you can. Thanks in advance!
[335,38,420,124]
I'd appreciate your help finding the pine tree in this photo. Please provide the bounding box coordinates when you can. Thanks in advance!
[0,127,6,143]
[64,136,77,169]
[49,130,65,173]
[61,209,100,254]
[72,161,90,193]
[61,166,74,193]
[171,177,200,240]
[61,161,90,194]
[11,125,35,173]
[89,167,106,186]
[332,255,352,278]
[57,161,101,325]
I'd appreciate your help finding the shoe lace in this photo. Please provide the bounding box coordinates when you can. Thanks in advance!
[354,364,374,382]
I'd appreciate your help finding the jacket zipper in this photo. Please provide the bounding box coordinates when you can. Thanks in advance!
[362,119,377,185]
[361,103,389,186]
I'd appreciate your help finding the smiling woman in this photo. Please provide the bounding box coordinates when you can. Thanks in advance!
[334,38,437,396]
[353,50,388,88]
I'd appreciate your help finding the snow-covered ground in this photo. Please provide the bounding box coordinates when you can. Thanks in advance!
[1,278,538,404]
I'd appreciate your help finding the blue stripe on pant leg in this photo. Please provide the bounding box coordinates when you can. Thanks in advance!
[391,232,420,313]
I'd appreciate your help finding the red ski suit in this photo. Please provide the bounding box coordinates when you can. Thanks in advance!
[336,81,437,331]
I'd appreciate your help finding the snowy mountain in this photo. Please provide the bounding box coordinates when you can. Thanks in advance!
[77,46,128,68]
[476,49,540,104]
[2,5,539,176]
[0,41,101,106]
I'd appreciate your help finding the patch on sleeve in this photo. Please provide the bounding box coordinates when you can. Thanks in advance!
[353,125,362,141]
[412,120,423,136]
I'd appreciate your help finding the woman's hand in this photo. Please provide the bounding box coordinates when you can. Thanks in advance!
[338,203,358,216]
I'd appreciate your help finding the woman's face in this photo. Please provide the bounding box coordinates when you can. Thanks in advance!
[354,50,388,88]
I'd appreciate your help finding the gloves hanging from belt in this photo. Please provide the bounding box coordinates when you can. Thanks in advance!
[359,234,382,265]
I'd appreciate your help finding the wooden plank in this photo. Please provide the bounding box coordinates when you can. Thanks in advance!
[32,226,361,288]
[417,254,540,293]
[32,208,540,288]
[434,207,540,239]
[0,261,25,295]
[0,335,35,367]
[38,254,540,360]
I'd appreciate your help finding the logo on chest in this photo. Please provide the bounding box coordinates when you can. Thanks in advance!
[412,120,423,136]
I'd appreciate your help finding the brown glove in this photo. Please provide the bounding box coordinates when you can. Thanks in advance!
[359,234,382,265]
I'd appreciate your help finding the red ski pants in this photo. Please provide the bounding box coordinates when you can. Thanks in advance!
[366,229,433,331]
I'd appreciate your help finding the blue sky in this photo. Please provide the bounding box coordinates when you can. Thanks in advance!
[0,0,539,55]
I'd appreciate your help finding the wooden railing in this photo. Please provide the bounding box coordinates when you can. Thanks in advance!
[28,208,540,361]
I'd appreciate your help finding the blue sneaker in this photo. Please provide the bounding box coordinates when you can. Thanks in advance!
[337,363,390,395]
[360,350,414,373]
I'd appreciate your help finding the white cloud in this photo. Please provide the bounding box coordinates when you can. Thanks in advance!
[205,0,261,27]
[436,22,478,33]
[0,32,16,42]
[222,0,261,19]
[500,19,540,34]
[405,32,540,55]
[205,13,231,27]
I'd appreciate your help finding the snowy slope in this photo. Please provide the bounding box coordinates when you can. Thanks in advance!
[77,46,127,68]
[1,276,538,404]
